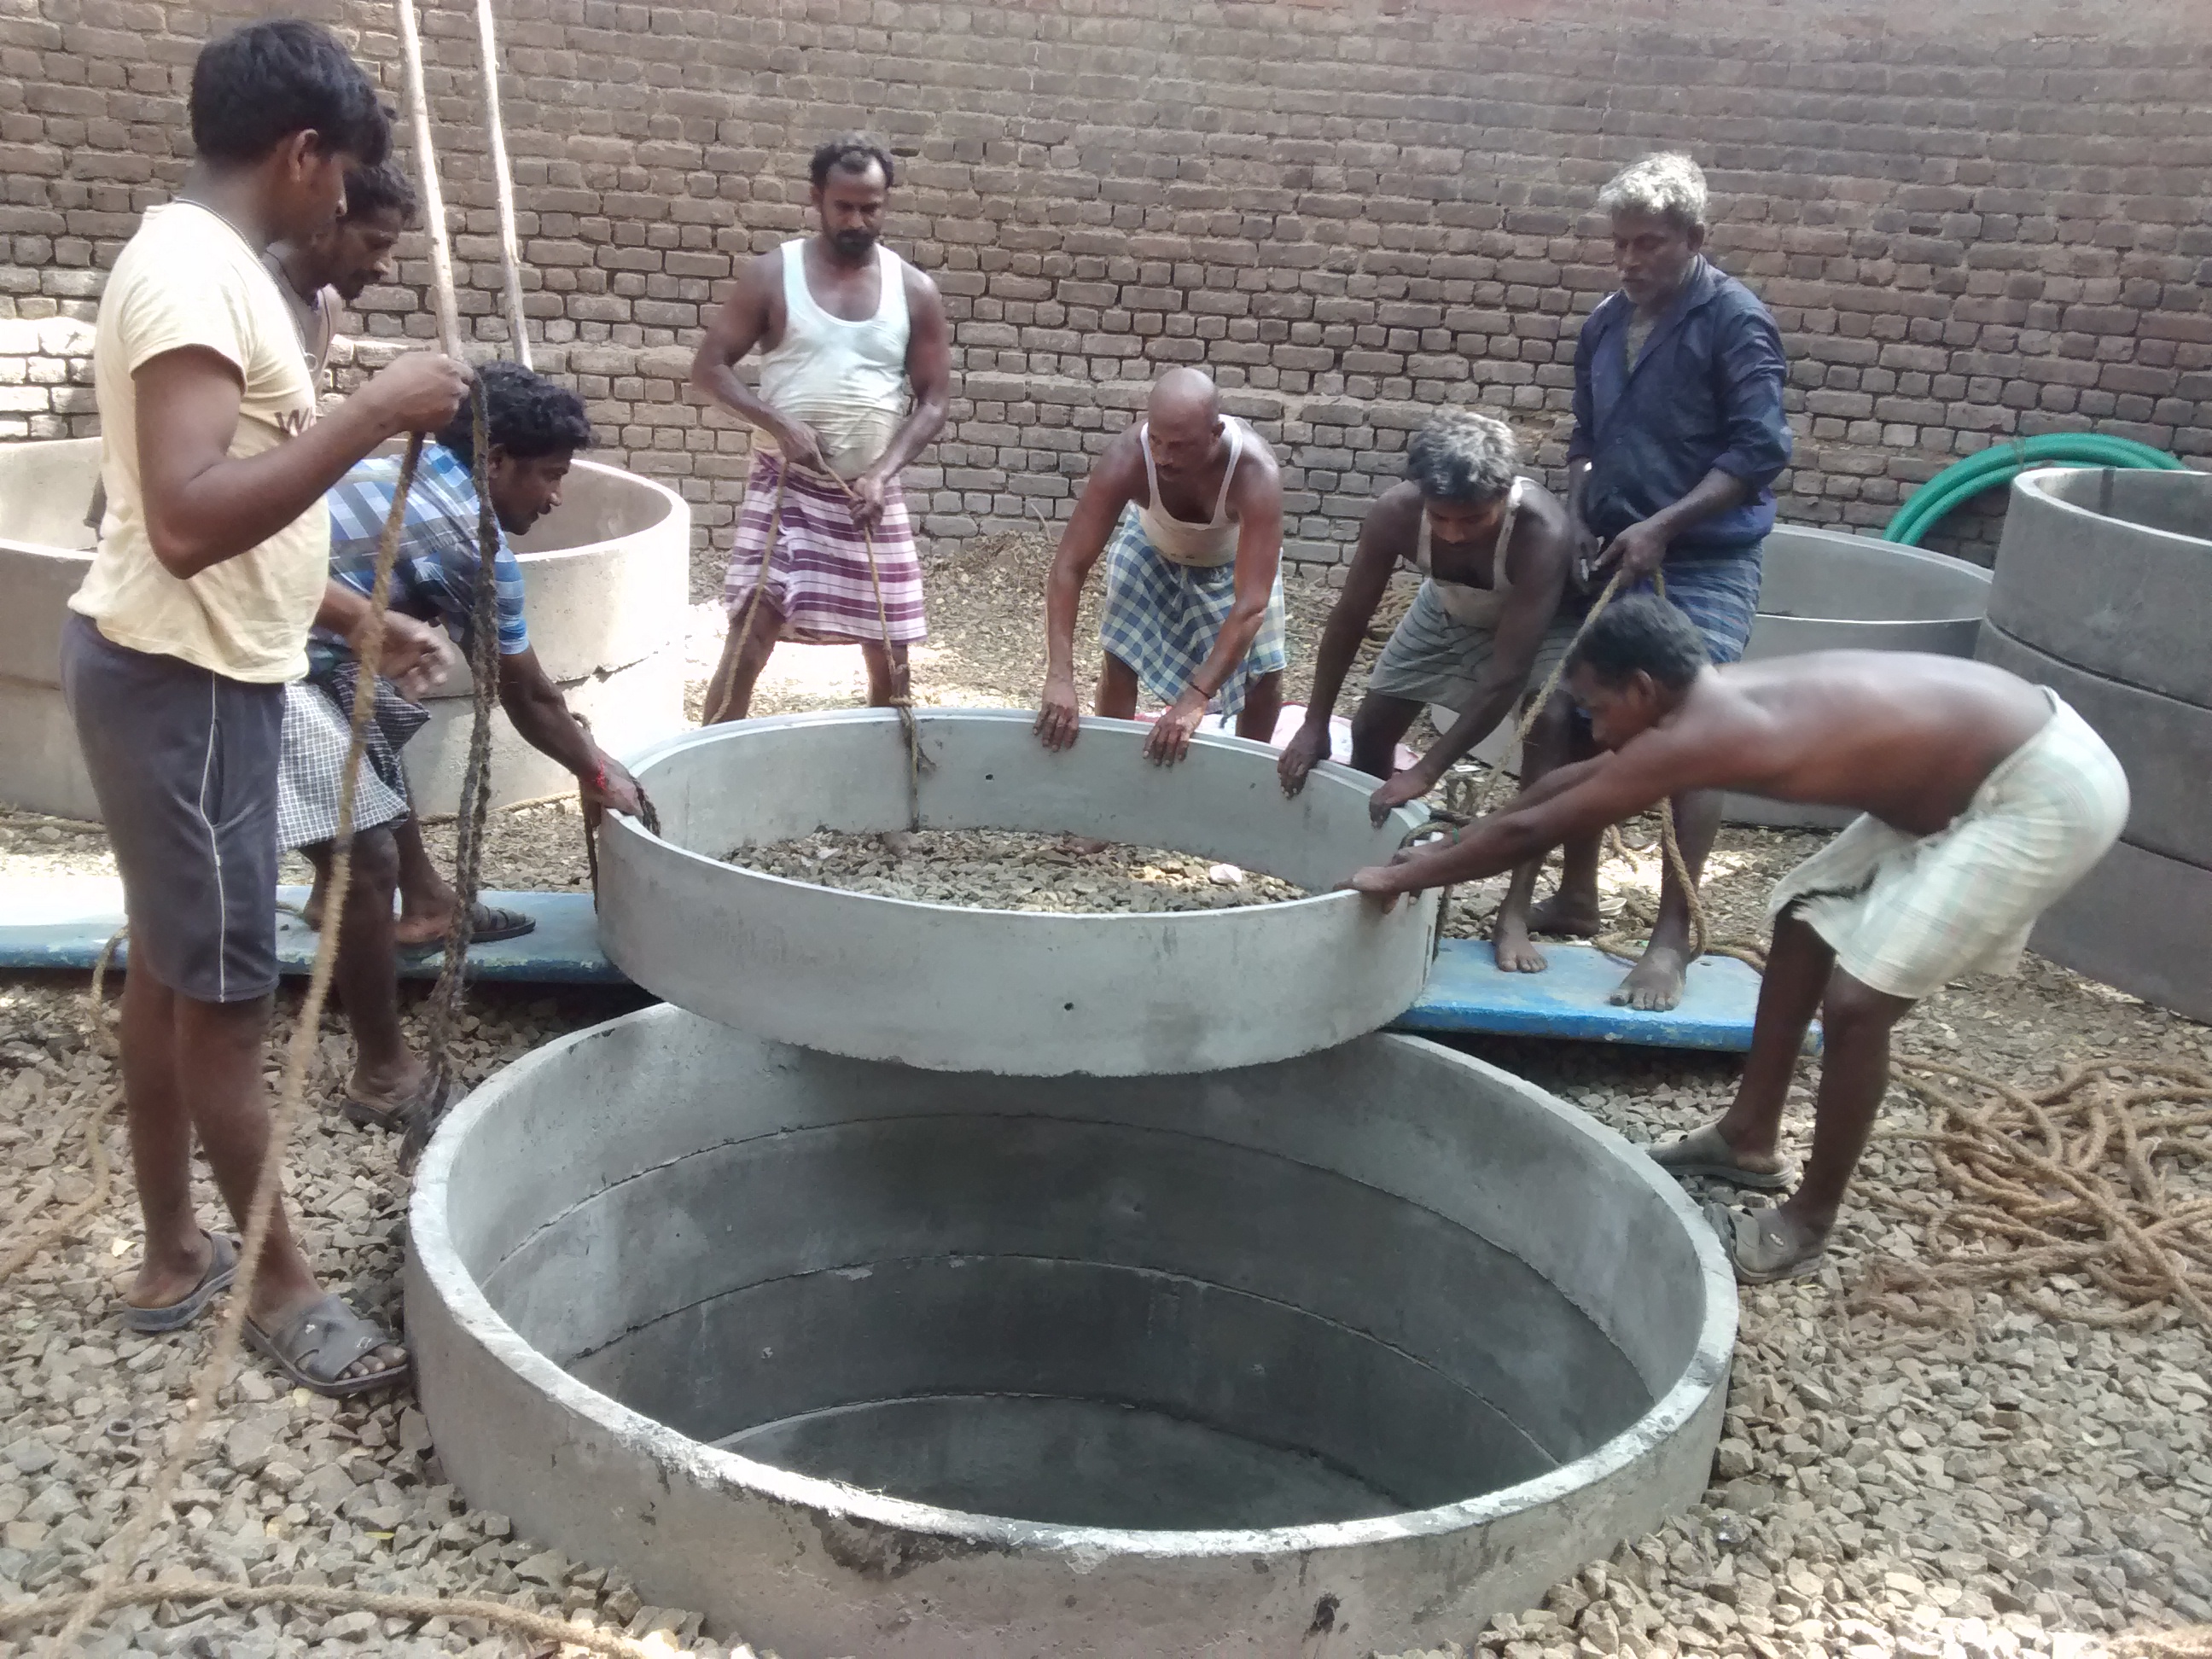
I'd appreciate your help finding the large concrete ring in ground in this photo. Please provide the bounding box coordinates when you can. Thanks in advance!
[408,1003,1737,1659]
[1433,525,1990,830]
[401,456,690,815]
[0,438,108,821]
[1977,466,2212,1021]
[0,438,690,820]
[596,708,1442,1076]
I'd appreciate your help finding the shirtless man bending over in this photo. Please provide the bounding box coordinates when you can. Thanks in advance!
[1348,597,2129,1284]
[1037,367,1285,765]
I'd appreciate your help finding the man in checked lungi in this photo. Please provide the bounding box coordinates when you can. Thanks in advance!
[276,362,643,1131]
[1036,368,1287,765]
[1534,151,1795,1011]
[691,134,952,721]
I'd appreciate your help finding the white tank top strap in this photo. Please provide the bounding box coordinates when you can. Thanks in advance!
[1136,416,1248,568]
[1487,476,1525,589]
[1421,476,1525,630]
[1211,419,1244,518]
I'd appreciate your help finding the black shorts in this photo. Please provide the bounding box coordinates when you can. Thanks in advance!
[60,613,284,1004]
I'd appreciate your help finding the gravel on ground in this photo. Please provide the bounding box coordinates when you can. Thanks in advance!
[3,536,2207,1657]
[727,826,1305,911]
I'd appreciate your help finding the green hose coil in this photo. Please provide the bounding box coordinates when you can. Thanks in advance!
[1881,434,2186,547]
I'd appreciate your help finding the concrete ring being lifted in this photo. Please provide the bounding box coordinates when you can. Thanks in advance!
[408,1003,1737,1658]
[595,708,1443,1075]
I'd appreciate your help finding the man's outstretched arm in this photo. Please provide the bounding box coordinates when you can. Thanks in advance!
[1036,444,1141,749]
[1279,500,1400,794]
[1351,735,1705,897]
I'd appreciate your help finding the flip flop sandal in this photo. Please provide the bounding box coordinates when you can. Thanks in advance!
[1650,1124,1797,1190]
[397,900,537,957]
[244,1293,411,1399]
[122,1231,240,1334]
[341,1070,451,1133]
[1703,1201,1828,1285]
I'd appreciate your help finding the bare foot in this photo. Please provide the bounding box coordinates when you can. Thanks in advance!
[1610,943,1688,1010]
[1490,913,1548,973]
[300,877,329,933]
[393,902,454,949]
[1524,890,1603,939]
[347,1053,429,1111]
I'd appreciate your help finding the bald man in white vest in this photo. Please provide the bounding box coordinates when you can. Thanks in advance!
[1036,369,1289,765]
[692,132,953,722]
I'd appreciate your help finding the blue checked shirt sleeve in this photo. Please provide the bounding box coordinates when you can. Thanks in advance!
[492,541,531,656]
[1708,300,1793,490]
[323,469,399,597]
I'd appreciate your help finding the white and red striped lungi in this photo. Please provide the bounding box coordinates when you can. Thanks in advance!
[721,451,927,645]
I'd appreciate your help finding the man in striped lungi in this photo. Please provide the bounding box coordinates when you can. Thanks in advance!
[690,134,953,722]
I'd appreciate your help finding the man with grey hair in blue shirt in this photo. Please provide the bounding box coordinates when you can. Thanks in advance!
[1522,151,1794,1011]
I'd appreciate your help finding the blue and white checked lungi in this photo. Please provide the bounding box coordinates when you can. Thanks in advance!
[1097,504,1287,719]
[1564,548,1766,667]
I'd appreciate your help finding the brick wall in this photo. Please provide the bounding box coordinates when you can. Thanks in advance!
[3,0,2207,577]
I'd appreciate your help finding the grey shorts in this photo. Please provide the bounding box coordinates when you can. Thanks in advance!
[1365,579,1580,713]
[61,613,284,1004]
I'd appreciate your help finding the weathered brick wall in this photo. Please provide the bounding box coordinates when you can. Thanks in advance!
[3,0,2208,575]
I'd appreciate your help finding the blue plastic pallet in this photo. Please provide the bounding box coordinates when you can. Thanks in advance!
[1396,936,1769,1052]
[0,878,1771,1050]
[0,879,621,985]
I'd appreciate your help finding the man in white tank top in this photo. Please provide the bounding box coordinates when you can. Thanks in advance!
[1037,368,1289,765]
[690,134,952,721]
[1278,411,1585,975]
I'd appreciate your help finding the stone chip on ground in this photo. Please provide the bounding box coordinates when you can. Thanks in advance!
[725,826,1305,912]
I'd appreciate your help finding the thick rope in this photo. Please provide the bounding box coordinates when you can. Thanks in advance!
[399,383,505,1173]
[9,1577,673,1655]
[700,460,789,725]
[819,461,932,831]
[48,434,428,1650]
[1851,1058,2212,1336]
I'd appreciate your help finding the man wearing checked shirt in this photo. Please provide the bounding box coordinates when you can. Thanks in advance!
[276,360,643,1132]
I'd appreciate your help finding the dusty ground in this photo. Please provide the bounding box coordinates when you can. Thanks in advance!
[1,538,2207,1657]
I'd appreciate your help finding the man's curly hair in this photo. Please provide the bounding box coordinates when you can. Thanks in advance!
[437,361,593,464]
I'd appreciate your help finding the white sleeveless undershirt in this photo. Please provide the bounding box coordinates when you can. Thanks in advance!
[1414,477,1526,627]
[756,239,911,477]
[1136,417,1249,567]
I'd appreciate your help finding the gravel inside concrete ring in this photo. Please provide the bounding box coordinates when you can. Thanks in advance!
[726,827,1307,912]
